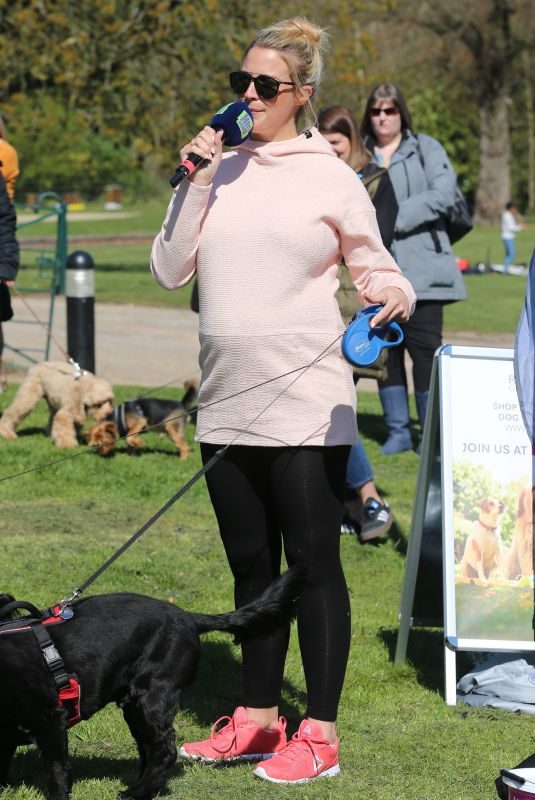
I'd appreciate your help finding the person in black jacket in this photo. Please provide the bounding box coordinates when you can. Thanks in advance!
[318,105,399,542]
[0,170,20,389]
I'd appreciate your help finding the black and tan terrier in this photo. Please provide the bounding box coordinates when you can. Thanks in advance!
[85,380,197,458]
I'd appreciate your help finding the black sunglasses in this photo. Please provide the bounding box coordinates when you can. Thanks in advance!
[369,106,399,117]
[229,70,295,100]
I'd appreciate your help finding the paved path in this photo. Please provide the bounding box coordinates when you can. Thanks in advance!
[3,295,515,390]
[17,211,140,224]
[4,297,201,388]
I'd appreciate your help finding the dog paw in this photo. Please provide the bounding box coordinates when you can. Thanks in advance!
[0,428,17,440]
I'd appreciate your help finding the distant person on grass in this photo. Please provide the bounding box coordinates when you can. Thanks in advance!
[501,201,525,274]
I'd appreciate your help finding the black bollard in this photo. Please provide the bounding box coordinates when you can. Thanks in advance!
[66,250,95,373]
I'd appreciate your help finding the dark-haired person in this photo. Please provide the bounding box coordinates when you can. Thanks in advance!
[319,104,398,541]
[361,83,466,454]
[151,18,415,784]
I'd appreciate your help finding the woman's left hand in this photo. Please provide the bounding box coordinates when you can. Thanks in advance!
[368,287,410,327]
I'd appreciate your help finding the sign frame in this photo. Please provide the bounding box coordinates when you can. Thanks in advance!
[395,344,535,705]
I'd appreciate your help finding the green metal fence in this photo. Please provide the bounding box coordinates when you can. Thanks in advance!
[7,192,68,364]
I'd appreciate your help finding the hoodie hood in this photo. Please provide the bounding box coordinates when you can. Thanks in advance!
[235,126,336,162]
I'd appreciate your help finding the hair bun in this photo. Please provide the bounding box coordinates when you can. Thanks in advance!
[290,17,328,50]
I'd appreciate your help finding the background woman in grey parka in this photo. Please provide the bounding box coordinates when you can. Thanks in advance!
[361,82,466,454]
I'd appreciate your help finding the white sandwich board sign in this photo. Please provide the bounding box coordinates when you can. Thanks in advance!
[395,345,534,705]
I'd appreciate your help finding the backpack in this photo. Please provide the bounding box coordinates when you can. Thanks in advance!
[416,135,473,245]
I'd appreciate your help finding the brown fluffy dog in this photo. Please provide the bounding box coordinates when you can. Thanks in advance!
[85,380,197,458]
[0,361,114,448]
[505,486,534,579]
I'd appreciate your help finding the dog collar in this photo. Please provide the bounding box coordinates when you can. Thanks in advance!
[112,403,128,438]
[478,518,498,531]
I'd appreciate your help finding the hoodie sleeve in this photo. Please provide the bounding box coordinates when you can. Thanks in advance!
[337,175,416,315]
[150,181,211,290]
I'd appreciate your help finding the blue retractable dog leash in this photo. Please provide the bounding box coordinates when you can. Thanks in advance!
[341,304,404,367]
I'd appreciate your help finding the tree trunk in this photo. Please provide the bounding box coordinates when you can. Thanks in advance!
[474,91,511,224]
[523,51,535,213]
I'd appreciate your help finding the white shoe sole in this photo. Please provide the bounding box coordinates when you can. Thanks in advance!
[254,763,340,784]
[178,745,275,764]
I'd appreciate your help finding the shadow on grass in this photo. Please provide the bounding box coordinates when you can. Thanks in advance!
[12,426,48,438]
[358,408,422,452]
[90,446,187,459]
[9,747,184,798]
[355,409,385,445]
[380,627,474,697]
[386,519,408,555]
[180,639,306,734]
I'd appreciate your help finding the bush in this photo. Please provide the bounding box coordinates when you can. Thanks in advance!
[6,93,147,200]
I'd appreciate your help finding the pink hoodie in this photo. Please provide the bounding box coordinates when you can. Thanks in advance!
[151,127,416,446]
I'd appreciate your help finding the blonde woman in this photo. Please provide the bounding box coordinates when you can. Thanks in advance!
[151,18,415,784]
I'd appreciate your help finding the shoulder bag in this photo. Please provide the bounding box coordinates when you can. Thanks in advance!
[416,135,473,245]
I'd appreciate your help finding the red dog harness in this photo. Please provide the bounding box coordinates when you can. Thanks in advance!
[0,602,81,727]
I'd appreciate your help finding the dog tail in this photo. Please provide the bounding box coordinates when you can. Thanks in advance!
[190,567,304,643]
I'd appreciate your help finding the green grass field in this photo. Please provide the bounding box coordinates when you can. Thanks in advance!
[0,383,533,799]
[3,203,535,797]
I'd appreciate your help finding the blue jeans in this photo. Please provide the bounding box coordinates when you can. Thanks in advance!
[346,438,374,490]
[502,237,516,272]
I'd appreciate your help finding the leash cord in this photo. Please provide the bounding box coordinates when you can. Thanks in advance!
[62,447,227,605]
[59,333,343,604]
[0,341,340,484]
[11,285,74,365]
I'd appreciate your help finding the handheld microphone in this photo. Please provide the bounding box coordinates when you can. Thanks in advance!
[169,101,254,188]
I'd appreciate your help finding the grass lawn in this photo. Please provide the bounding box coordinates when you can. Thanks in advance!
[0,385,532,799]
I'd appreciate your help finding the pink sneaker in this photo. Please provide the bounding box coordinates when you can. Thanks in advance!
[178,706,287,763]
[253,719,340,784]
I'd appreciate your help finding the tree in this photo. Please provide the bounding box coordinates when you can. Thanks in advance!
[370,0,535,223]
[0,0,386,194]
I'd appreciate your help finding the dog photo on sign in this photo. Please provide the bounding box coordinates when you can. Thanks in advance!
[457,498,507,583]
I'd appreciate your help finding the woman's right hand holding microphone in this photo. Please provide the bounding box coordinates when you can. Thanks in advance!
[179,126,224,187]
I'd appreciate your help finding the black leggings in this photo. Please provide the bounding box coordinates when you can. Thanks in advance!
[201,443,351,722]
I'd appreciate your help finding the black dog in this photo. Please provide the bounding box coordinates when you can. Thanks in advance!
[0,569,301,800]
